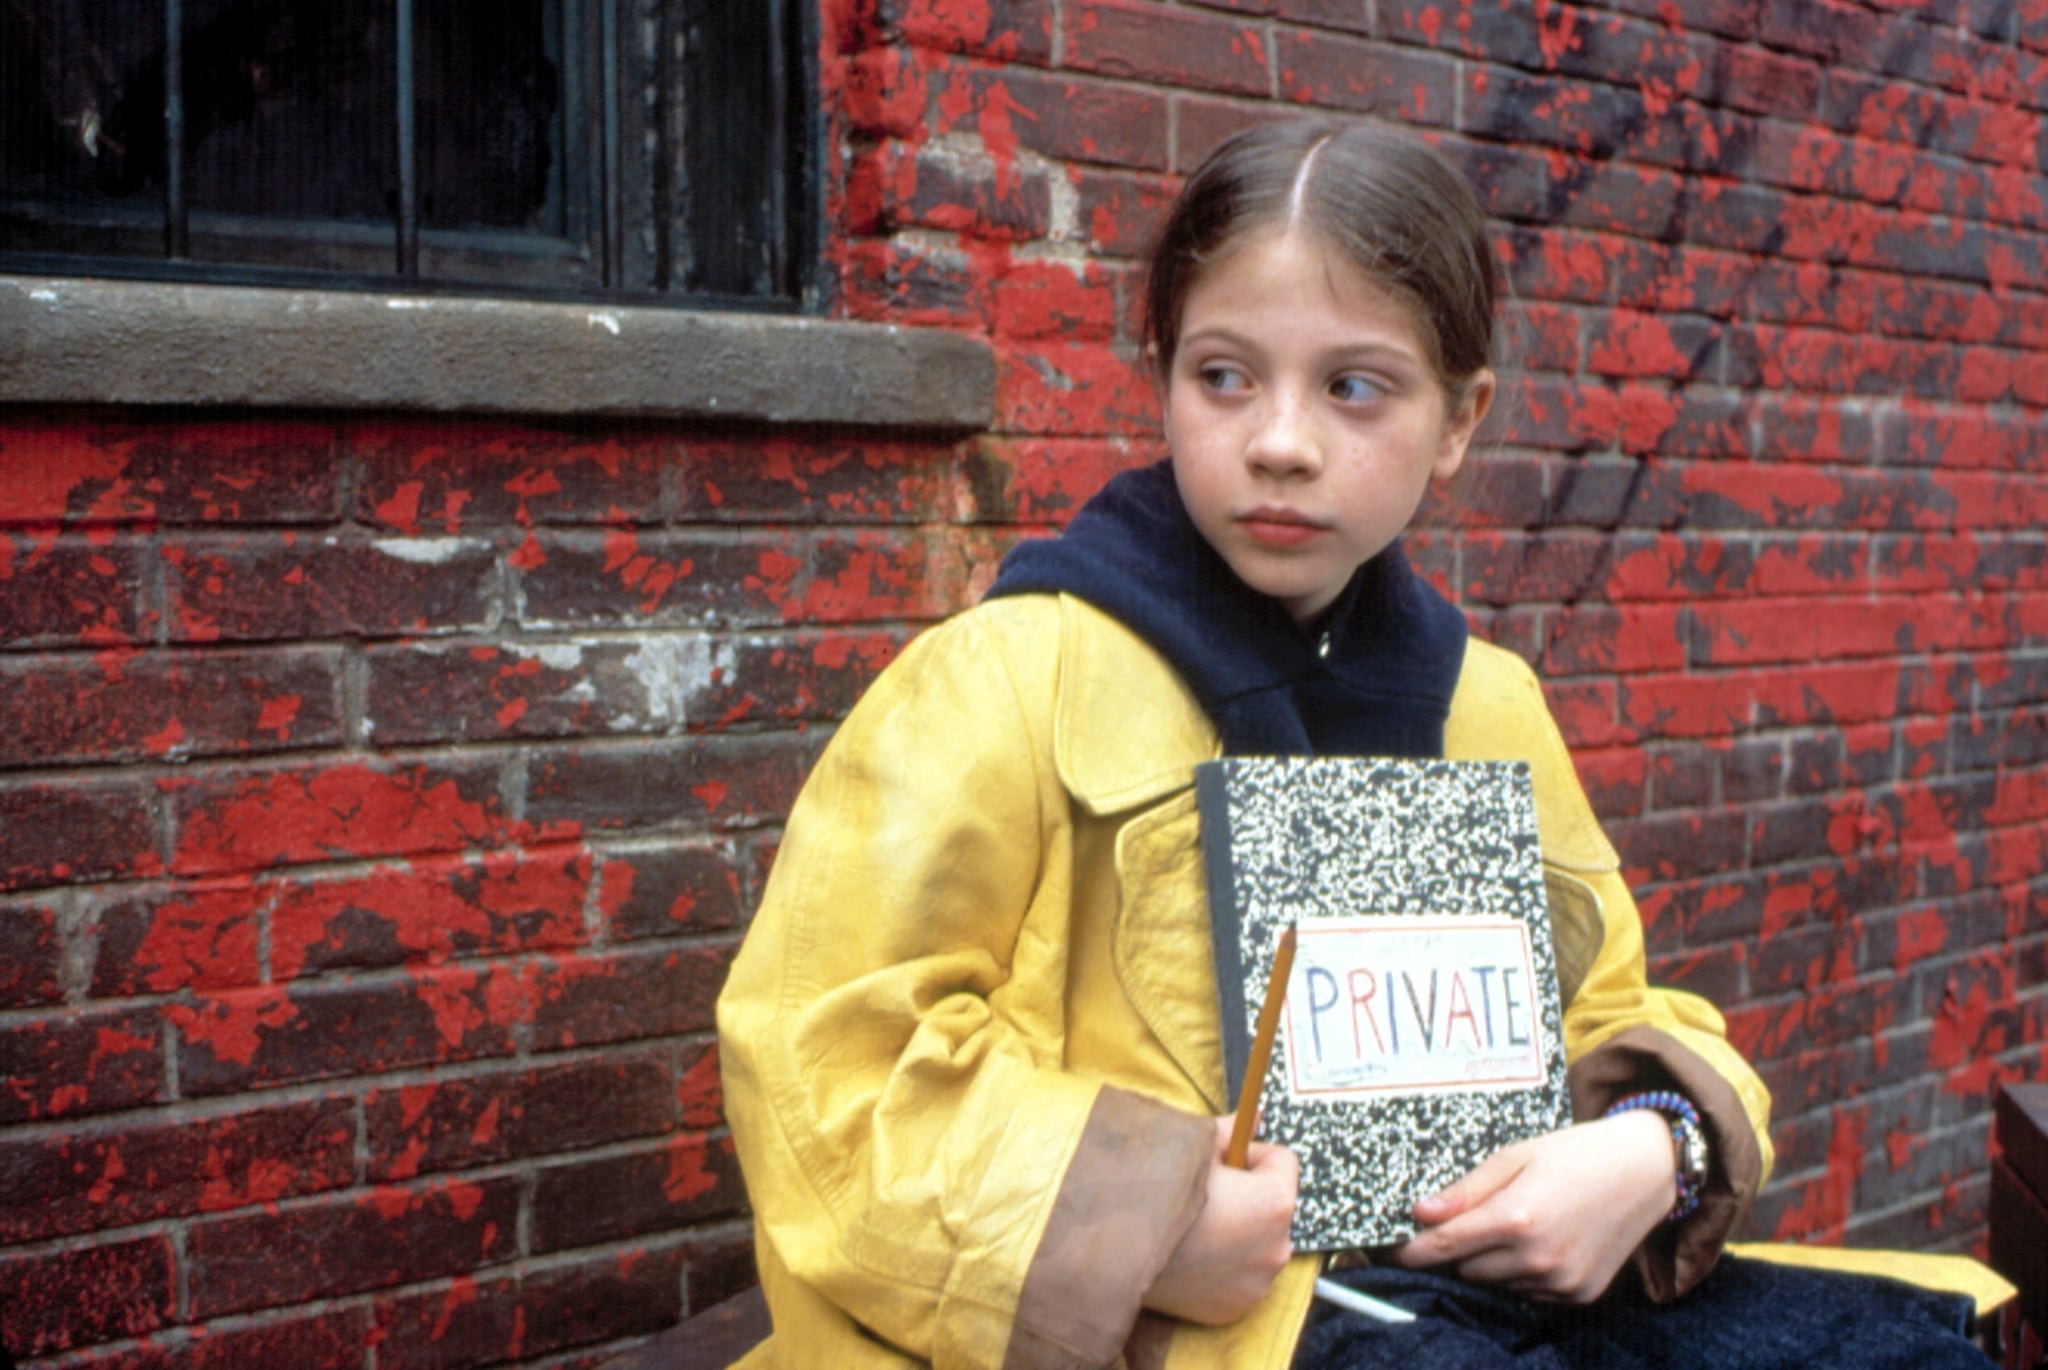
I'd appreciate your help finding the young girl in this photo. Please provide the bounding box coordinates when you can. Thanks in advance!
[716,121,1986,1369]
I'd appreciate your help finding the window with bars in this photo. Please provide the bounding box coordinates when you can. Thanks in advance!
[0,0,817,308]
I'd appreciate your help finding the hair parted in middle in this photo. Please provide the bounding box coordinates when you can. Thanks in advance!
[1143,120,1502,396]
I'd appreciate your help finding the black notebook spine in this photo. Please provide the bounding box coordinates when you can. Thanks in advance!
[1194,759,1253,1106]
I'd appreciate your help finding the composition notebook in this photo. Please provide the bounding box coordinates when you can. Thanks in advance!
[1195,756,1571,1250]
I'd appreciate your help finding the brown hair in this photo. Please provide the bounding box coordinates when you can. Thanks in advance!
[1144,120,1500,395]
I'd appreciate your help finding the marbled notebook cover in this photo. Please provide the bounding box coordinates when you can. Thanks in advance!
[1195,756,1571,1249]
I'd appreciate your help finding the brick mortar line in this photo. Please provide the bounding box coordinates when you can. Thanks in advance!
[159,1009,179,1104]
[0,822,785,926]
[0,627,932,669]
[516,1166,539,1261]
[341,637,371,756]
[0,941,745,1024]
[0,717,835,786]
[170,1222,192,1328]
[352,1090,370,1195]
[0,1131,742,1259]
[1772,1089,2003,1121]
[0,1031,722,1144]
[1837,1172,1992,1222]
[2,837,721,908]
[17,1230,709,1368]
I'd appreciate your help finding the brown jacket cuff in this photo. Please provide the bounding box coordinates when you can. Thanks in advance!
[1568,1025,1764,1304]
[1002,1087,1212,1370]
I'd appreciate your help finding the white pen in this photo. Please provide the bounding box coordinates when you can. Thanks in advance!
[1313,1277,1418,1325]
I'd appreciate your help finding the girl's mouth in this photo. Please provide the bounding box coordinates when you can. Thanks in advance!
[1238,507,1330,548]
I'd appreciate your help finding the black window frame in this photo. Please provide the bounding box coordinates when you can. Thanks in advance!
[0,0,821,312]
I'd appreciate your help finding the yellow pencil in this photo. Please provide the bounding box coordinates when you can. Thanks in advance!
[1225,924,1296,1169]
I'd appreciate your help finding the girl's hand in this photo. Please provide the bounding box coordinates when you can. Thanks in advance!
[1145,1117,1300,1325]
[1385,1110,1675,1304]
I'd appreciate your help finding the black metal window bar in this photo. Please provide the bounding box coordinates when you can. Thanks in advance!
[0,0,816,308]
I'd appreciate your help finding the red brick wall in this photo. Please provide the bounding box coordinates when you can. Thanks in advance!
[4,0,2046,1363]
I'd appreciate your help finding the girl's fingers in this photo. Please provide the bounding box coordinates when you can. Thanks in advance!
[1242,1138,1298,1180]
[1411,1141,1527,1225]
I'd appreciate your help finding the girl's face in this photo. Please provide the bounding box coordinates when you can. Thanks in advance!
[1162,227,1493,626]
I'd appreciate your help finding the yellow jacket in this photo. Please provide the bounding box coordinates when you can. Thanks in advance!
[717,594,1773,1369]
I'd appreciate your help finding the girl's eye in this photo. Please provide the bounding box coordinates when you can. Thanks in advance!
[1329,374,1388,405]
[1198,364,1251,395]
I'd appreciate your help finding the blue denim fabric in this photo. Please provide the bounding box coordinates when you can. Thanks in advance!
[1296,1255,1990,1369]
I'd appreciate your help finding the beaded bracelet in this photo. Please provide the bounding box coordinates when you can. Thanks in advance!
[1604,1090,1708,1224]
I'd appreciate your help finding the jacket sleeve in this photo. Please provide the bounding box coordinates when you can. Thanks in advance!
[1450,643,1774,1303]
[716,606,1213,1368]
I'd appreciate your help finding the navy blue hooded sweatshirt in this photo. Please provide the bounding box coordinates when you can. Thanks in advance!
[984,460,1467,759]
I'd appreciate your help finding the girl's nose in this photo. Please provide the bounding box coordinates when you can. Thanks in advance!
[1245,394,1322,478]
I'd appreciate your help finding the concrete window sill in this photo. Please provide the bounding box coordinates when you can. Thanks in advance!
[0,275,995,433]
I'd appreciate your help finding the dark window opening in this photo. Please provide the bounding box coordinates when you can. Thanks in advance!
[1,0,817,308]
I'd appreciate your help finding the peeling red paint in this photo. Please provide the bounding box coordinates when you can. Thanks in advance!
[1586,312,1687,377]
[976,80,1025,200]
[198,1145,298,1212]
[270,853,587,980]
[85,1149,125,1206]
[169,764,504,875]
[256,696,302,740]
[599,526,694,613]
[411,966,491,1050]
[432,1275,480,1341]
[376,481,426,535]
[471,1097,503,1149]
[746,548,804,608]
[992,259,1113,342]
[399,1082,440,1133]
[1889,909,1948,973]
[1541,232,1610,300]
[1929,978,2006,1099]
[142,718,186,756]
[846,46,938,137]
[792,543,925,621]
[508,531,547,570]
[662,1137,718,1204]
[369,1185,416,1221]
[89,1024,159,1070]
[1562,383,1679,452]
[171,990,298,1067]
[131,886,262,992]
[594,858,640,927]
[1771,1106,1868,1243]
[1884,1119,1922,1174]
[505,469,562,502]
[45,1082,89,1114]
[602,526,641,574]
[446,1179,485,1220]
[380,1091,439,1181]
[0,426,146,522]
[679,1045,722,1128]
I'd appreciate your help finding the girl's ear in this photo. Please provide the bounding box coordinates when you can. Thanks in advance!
[1432,368,1496,481]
